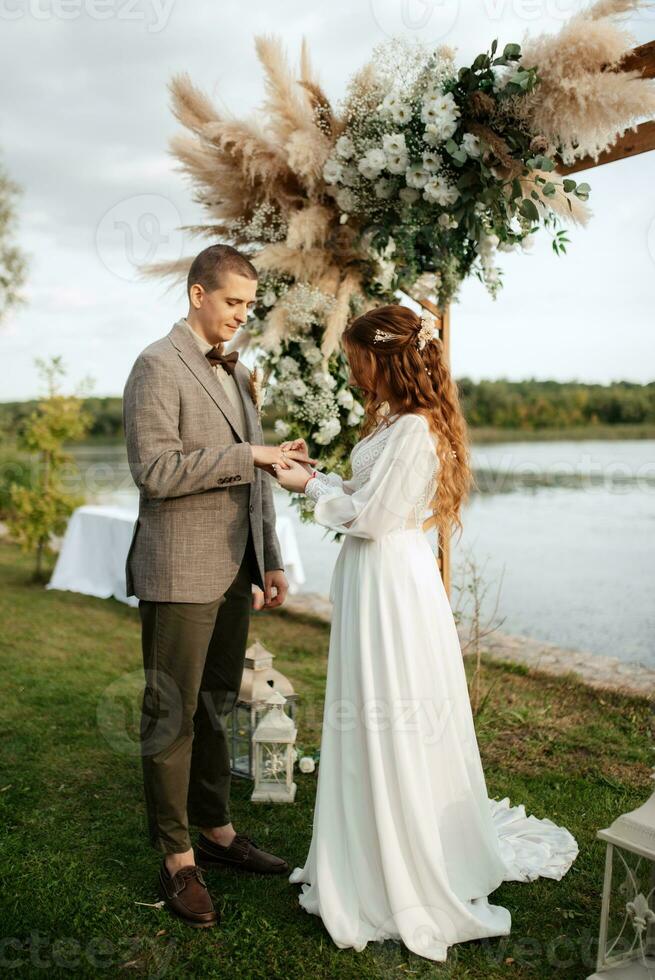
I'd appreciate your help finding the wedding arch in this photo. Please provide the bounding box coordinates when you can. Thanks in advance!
[150,1,655,597]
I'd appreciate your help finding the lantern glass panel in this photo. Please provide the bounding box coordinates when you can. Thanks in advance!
[602,845,655,969]
[258,742,291,786]
[230,704,254,777]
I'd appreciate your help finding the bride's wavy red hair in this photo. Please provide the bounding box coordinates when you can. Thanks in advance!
[342,304,474,542]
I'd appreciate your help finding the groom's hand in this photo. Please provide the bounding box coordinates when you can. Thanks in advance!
[264,569,288,609]
[251,444,317,477]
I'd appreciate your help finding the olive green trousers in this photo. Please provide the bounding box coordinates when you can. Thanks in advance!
[138,535,257,854]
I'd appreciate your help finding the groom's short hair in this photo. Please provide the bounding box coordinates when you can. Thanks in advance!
[187,244,258,295]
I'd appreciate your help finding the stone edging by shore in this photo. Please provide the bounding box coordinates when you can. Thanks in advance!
[283,593,655,699]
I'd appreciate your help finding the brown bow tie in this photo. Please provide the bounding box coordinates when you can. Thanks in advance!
[206,347,239,376]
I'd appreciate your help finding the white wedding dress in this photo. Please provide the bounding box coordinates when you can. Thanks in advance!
[288,412,578,962]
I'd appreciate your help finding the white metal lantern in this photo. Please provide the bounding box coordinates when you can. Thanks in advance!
[251,690,297,804]
[228,641,298,778]
[588,767,655,979]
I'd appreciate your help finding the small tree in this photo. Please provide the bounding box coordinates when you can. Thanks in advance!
[7,357,92,581]
[453,549,506,717]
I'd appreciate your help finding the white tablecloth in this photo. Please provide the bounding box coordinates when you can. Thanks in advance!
[47,504,305,607]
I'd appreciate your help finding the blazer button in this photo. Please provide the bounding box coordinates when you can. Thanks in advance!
[249,504,254,513]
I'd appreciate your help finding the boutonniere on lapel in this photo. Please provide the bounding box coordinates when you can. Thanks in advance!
[248,366,265,419]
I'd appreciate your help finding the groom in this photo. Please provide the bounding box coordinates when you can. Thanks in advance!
[123,244,313,929]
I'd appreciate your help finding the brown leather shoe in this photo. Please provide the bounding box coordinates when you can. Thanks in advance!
[158,862,218,928]
[195,832,289,875]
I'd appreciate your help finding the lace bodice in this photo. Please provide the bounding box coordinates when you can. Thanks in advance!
[306,413,439,537]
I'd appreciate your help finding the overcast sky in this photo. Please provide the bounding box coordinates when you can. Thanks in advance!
[1,0,654,401]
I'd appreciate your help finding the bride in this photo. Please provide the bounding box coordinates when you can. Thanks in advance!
[272,303,578,962]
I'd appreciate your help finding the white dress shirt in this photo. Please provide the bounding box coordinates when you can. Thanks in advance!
[184,319,248,437]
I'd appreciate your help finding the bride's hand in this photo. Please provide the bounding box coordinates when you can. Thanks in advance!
[280,438,316,474]
[274,458,314,493]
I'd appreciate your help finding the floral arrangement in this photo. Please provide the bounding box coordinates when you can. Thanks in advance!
[151,0,655,516]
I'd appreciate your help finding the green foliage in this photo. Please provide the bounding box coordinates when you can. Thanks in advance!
[5,357,92,580]
[458,378,655,430]
[0,157,27,323]
[0,537,652,979]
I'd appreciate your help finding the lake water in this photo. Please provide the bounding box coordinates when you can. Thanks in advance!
[71,439,655,671]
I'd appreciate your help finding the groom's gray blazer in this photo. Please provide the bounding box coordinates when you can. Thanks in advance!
[122,318,283,602]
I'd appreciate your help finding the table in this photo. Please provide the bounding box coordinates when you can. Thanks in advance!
[47,504,305,607]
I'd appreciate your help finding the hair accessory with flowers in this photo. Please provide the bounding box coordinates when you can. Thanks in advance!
[373,327,395,344]
[416,312,439,351]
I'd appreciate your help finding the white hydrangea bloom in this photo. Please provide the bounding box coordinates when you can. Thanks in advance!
[336,388,354,409]
[374,177,394,199]
[399,186,420,204]
[312,370,337,391]
[322,157,344,185]
[336,187,356,212]
[314,417,341,444]
[289,378,308,398]
[278,355,299,376]
[300,342,323,364]
[335,134,355,159]
[340,164,359,187]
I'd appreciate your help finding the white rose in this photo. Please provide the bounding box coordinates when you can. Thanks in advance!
[423,175,459,206]
[422,150,442,172]
[382,132,407,156]
[423,124,441,147]
[262,289,277,307]
[335,134,355,159]
[337,388,355,409]
[314,417,341,444]
[461,132,481,158]
[520,234,536,251]
[405,164,429,189]
[357,148,386,180]
[386,152,409,175]
[274,419,290,438]
[390,102,412,124]
[299,756,316,774]
[322,158,344,185]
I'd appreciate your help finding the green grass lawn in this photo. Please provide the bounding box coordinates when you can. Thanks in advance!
[0,539,652,979]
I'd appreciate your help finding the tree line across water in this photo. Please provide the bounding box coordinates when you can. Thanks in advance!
[2,379,655,441]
